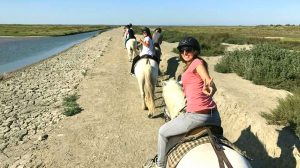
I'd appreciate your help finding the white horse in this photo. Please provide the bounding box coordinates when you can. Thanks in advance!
[162,78,186,120]
[125,38,138,62]
[134,58,159,118]
[162,79,252,168]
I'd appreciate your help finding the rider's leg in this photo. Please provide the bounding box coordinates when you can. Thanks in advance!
[156,110,221,167]
[130,55,140,74]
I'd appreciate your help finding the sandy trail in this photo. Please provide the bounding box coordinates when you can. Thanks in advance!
[6,27,299,168]
[27,28,165,168]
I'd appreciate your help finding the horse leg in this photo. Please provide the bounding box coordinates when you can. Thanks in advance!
[133,41,139,58]
[130,41,138,62]
[138,76,147,110]
[127,47,132,62]
[130,49,133,62]
[142,93,148,110]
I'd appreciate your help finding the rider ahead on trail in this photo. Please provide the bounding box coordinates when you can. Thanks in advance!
[130,27,158,75]
[152,27,163,49]
[127,24,136,39]
[145,37,221,168]
[152,27,163,66]
[124,24,136,47]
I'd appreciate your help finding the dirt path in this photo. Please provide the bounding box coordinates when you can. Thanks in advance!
[22,27,299,168]
[25,28,165,168]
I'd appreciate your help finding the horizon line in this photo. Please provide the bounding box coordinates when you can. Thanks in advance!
[1,23,299,27]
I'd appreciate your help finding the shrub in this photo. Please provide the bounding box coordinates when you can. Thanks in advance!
[163,27,300,56]
[172,48,179,54]
[261,88,300,138]
[215,43,300,137]
[62,94,82,116]
[214,57,232,73]
[214,43,300,91]
[163,31,227,56]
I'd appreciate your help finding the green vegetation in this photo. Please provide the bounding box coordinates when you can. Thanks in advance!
[214,43,300,137]
[163,30,226,56]
[261,89,300,138]
[131,26,142,35]
[0,24,112,36]
[214,44,300,91]
[159,26,300,56]
[62,94,82,116]
[162,25,300,39]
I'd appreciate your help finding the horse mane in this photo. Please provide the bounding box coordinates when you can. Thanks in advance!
[162,78,186,119]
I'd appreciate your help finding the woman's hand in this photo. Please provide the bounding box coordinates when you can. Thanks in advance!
[202,78,217,97]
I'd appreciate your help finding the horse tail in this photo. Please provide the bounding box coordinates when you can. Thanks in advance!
[131,40,138,56]
[144,59,155,117]
[130,39,135,50]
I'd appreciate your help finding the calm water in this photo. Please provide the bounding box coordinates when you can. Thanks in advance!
[0,31,99,73]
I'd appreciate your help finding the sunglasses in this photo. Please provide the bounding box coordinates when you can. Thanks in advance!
[179,46,194,53]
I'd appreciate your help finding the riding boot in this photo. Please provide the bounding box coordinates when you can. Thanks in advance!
[130,55,140,74]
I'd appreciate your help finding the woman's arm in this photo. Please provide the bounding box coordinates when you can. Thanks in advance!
[139,38,150,47]
[196,64,217,97]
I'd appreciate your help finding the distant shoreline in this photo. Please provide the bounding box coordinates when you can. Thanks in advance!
[0,30,100,37]
[0,24,111,36]
[0,35,48,37]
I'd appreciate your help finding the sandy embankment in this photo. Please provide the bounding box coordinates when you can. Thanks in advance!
[0,31,112,166]
[0,27,299,168]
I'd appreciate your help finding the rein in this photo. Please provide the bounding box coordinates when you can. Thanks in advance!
[207,128,233,168]
[178,105,186,113]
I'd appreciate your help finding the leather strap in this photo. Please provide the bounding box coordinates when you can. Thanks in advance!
[207,128,233,168]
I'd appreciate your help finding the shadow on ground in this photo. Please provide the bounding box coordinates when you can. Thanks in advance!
[234,126,300,168]
[165,56,180,80]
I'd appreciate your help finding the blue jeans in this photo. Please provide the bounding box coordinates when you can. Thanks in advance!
[156,109,221,167]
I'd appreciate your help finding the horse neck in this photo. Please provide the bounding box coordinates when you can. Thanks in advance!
[163,81,186,119]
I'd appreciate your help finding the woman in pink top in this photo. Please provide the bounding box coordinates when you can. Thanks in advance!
[145,37,221,168]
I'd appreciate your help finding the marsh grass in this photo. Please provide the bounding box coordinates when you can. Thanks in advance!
[214,43,300,137]
[0,24,111,36]
[162,26,300,39]
[161,26,300,55]
[62,94,82,116]
[163,31,227,56]
[214,44,300,91]
[261,89,300,138]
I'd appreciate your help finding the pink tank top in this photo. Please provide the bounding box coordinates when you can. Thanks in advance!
[182,59,216,113]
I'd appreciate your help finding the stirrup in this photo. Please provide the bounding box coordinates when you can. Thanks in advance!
[142,155,157,168]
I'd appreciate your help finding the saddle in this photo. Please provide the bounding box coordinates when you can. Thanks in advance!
[167,125,235,168]
[139,54,159,64]
[186,125,223,137]
[131,54,159,74]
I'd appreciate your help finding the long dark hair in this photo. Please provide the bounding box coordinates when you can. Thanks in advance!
[179,48,208,72]
[142,27,152,39]
[145,31,152,39]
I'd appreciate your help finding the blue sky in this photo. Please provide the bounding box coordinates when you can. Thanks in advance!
[0,0,299,26]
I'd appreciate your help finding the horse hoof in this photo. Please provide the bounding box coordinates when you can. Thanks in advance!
[147,114,153,118]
